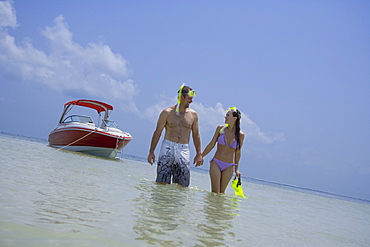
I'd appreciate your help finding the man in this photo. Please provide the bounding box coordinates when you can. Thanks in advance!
[147,84,203,187]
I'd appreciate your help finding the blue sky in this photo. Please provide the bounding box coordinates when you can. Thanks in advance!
[1,0,369,200]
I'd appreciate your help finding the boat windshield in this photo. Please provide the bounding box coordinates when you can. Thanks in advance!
[62,115,94,124]
[103,120,118,128]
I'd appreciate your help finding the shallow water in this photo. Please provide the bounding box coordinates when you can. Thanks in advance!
[1,133,369,246]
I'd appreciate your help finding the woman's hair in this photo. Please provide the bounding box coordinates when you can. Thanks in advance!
[232,109,242,149]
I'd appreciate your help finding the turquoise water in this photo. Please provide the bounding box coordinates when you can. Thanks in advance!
[0,133,369,246]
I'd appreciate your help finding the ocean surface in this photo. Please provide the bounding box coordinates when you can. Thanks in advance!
[0,132,369,247]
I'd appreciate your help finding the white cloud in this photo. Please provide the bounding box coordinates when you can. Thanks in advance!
[193,102,285,144]
[0,0,17,28]
[141,94,284,144]
[0,2,283,144]
[192,102,225,128]
[241,113,285,144]
[142,94,175,123]
[0,2,138,113]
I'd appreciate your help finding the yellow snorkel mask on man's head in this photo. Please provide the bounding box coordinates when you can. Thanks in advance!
[176,83,196,115]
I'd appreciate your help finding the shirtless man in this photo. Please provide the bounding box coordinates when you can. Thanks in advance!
[147,84,203,187]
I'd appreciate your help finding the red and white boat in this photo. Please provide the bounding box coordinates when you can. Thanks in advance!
[48,99,132,159]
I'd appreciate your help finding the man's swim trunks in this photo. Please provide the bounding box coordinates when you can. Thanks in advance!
[156,139,190,187]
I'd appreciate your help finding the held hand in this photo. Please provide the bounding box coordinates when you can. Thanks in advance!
[195,159,204,167]
[147,153,155,165]
[194,154,204,167]
[235,171,241,178]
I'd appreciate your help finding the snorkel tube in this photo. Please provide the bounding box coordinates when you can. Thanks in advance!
[176,83,185,115]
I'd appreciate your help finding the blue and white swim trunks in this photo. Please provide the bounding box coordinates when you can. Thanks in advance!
[156,139,190,187]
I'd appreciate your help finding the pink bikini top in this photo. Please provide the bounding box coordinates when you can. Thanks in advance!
[217,133,238,149]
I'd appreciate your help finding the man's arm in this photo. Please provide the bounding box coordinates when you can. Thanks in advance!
[148,110,168,165]
[191,112,202,165]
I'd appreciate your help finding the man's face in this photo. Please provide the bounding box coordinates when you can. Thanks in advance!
[182,95,193,108]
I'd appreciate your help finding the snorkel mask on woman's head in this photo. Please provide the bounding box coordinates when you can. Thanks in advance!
[227,106,241,118]
[176,83,196,115]
[227,107,237,113]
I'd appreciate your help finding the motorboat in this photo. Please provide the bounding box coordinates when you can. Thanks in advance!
[48,99,132,159]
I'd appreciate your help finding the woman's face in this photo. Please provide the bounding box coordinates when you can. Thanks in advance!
[224,111,237,124]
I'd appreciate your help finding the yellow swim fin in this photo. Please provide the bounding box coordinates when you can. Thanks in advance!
[231,176,246,198]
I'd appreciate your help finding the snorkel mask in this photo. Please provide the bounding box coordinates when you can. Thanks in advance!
[227,107,237,113]
[176,83,196,115]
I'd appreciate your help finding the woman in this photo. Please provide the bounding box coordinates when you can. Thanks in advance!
[198,107,244,193]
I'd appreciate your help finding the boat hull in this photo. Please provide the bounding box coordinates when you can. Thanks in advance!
[48,126,132,159]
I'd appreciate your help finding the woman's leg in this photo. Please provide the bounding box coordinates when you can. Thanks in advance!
[209,160,221,193]
[220,165,234,193]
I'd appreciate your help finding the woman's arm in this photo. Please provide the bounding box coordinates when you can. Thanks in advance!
[199,125,222,159]
[234,132,245,177]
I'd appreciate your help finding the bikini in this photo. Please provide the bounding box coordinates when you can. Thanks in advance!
[211,133,238,172]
